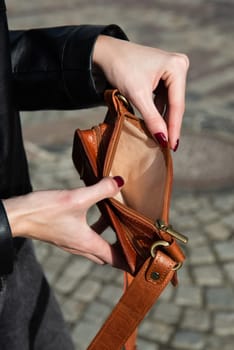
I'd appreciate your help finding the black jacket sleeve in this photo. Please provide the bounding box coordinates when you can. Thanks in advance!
[10,24,128,111]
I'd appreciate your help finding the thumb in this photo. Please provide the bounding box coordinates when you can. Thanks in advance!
[79,176,124,210]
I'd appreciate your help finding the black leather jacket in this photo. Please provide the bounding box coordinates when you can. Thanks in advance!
[0,2,127,198]
[0,0,127,274]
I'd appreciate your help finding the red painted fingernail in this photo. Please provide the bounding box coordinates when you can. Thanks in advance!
[113,176,124,187]
[154,133,168,148]
[173,139,180,152]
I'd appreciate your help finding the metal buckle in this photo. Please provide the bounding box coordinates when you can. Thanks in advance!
[150,240,170,258]
[116,93,130,108]
[116,93,134,113]
[150,240,183,271]
[172,262,183,271]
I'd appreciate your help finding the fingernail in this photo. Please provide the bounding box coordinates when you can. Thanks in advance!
[113,176,124,187]
[173,139,180,152]
[154,132,168,148]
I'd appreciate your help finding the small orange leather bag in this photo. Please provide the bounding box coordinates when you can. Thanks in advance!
[72,89,187,350]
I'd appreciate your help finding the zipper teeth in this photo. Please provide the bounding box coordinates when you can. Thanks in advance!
[124,224,149,258]
[111,198,174,242]
[112,198,158,232]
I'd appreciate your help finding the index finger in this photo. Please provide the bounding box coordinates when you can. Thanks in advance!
[165,53,189,150]
[166,72,187,150]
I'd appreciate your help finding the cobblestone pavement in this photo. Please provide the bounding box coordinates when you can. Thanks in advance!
[7,1,234,349]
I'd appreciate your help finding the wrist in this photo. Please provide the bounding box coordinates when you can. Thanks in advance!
[93,35,116,71]
[2,196,31,239]
[92,35,114,92]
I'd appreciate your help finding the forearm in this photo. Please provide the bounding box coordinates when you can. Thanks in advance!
[10,25,128,111]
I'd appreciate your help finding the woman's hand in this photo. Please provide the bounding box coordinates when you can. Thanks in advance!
[3,177,125,268]
[93,35,189,151]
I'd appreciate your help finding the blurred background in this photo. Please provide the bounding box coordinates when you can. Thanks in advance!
[7,1,234,349]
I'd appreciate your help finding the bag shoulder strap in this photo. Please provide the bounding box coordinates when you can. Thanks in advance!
[87,250,177,350]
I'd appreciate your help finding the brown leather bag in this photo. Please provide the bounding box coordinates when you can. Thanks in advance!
[72,89,187,350]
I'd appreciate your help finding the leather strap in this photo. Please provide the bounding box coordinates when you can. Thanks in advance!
[88,251,176,350]
[123,273,138,350]
[0,200,14,275]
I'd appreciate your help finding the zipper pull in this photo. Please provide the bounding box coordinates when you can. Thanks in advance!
[156,219,188,244]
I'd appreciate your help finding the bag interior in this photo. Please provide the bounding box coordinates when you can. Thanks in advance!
[109,119,167,221]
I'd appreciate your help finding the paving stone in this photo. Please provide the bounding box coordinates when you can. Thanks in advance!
[206,287,234,311]
[184,229,208,247]
[158,283,175,302]
[214,312,234,336]
[116,270,125,286]
[136,338,159,350]
[72,320,100,350]
[98,284,122,306]
[175,285,202,307]
[89,263,121,282]
[193,197,210,210]
[172,330,205,350]
[206,335,234,350]
[212,193,234,213]
[195,208,220,224]
[73,279,102,302]
[204,221,232,241]
[221,213,234,230]
[139,319,174,344]
[170,213,199,231]
[42,252,69,284]
[55,258,93,294]
[192,265,223,286]
[100,227,117,244]
[181,309,211,331]
[52,246,72,259]
[214,240,234,262]
[172,195,201,213]
[177,265,193,285]
[61,298,86,325]
[188,245,215,265]
[83,301,111,324]
[33,241,51,263]
[223,262,234,283]
[152,302,182,325]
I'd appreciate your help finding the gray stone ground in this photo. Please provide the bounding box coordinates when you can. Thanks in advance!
[6,0,234,349]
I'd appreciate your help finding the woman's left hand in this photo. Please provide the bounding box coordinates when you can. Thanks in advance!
[93,35,189,151]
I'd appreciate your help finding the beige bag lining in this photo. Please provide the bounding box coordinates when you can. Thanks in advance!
[109,119,166,221]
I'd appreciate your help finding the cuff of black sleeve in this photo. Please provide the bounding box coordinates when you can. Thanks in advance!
[62,24,128,108]
[0,200,14,275]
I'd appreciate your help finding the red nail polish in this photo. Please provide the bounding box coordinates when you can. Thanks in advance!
[113,176,124,187]
[173,139,180,152]
[154,133,168,148]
